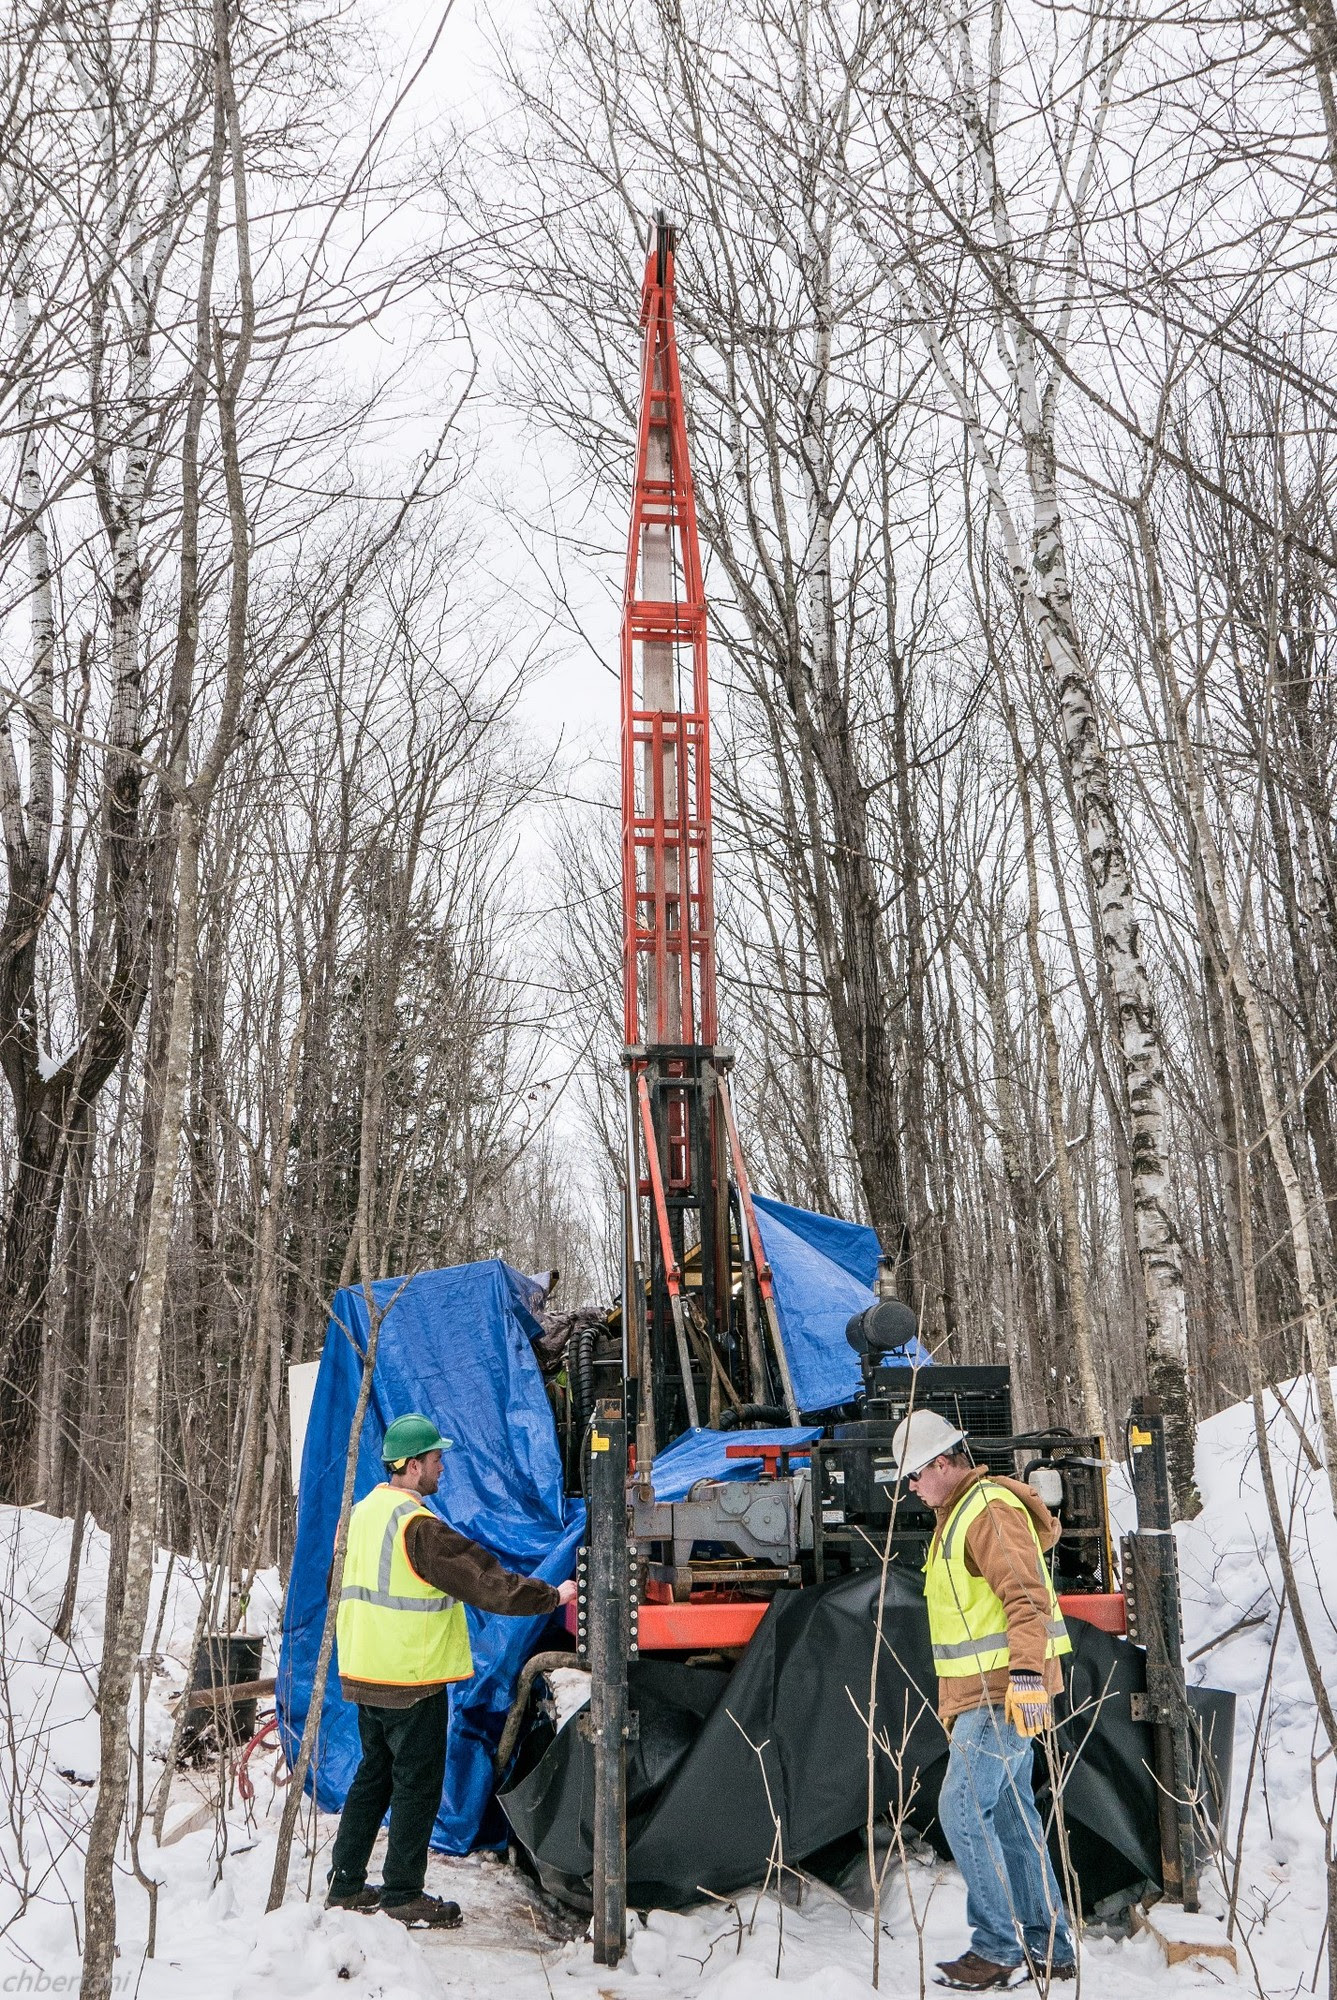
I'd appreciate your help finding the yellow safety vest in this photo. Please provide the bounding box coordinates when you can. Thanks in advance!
[336,1484,474,1687]
[925,1478,1072,1679]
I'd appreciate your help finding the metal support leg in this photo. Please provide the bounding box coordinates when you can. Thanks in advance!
[1125,1395,1199,1911]
[587,1399,630,1964]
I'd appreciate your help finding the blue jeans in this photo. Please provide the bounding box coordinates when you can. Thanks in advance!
[937,1705,1075,1970]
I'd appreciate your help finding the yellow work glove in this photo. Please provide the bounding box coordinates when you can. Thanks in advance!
[1004,1672,1052,1738]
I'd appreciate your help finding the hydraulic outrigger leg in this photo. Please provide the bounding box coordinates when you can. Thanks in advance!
[1123,1396,1199,1911]
[583,1398,634,1963]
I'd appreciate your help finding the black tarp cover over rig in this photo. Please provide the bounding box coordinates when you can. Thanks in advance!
[500,1568,1234,1915]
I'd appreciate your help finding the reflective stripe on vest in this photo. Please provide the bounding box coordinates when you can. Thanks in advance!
[341,1494,452,1611]
[924,1478,1072,1678]
[336,1484,474,1687]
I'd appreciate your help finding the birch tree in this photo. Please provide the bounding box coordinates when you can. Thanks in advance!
[856,0,1200,1502]
[0,0,208,1497]
[81,2,245,1984]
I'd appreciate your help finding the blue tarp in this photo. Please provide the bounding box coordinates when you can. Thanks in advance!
[754,1193,930,1412]
[277,1262,583,1854]
[650,1425,823,1501]
[756,1194,883,1288]
[755,1192,876,1410]
[278,1196,921,1854]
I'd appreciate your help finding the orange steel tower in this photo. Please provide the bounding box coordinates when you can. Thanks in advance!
[620,216,795,1458]
[620,217,717,1056]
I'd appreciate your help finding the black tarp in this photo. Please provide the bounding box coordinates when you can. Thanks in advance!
[500,1567,1234,1913]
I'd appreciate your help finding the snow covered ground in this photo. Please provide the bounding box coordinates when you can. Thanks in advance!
[0,1381,1331,2000]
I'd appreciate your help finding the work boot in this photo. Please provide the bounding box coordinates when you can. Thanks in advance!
[934,1952,1030,1990]
[1025,1959,1076,1986]
[378,1892,463,1929]
[324,1883,381,1912]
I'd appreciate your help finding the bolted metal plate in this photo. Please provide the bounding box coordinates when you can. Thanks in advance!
[1120,1536,1142,1642]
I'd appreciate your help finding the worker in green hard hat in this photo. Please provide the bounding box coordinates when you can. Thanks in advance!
[326,1412,577,1929]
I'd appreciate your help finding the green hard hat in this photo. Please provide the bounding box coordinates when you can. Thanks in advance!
[381,1414,452,1465]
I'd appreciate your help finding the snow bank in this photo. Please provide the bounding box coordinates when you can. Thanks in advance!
[0,1384,1329,1998]
[1171,1378,1337,1993]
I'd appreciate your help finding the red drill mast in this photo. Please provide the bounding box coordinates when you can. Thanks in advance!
[620,219,717,1054]
[620,217,796,1458]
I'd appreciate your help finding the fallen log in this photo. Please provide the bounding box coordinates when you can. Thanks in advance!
[171,1675,278,1711]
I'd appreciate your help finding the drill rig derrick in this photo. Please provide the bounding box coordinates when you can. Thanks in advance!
[585,214,805,1965]
[619,215,795,1465]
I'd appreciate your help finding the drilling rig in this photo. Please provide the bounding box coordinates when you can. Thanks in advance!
[618,214,797,1467]
[561,217,1176,1969]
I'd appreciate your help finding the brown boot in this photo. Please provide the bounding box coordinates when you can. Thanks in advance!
[378,1892,463,1930]
[934,1952,1030,1990]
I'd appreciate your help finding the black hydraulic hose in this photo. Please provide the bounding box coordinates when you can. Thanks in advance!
[493,1651,587,1778]
[577,1409,598,1503]
[570,1323,596,1442]
[717,1404,789,1431]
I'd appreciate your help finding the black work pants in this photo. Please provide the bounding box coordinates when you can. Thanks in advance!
[328,1687,449,1904]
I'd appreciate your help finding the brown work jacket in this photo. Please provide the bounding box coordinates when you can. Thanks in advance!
[929,1466,1065,1722]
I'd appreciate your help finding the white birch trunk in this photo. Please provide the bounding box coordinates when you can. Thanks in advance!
[1026,477,1191,1469]
[901,297,1196,1494]
[83,20,248,1981]
[1005,701,1104,1435]
[81,815,200,2000]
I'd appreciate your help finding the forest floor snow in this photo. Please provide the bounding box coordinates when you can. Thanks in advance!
[0,1377,1332,2000]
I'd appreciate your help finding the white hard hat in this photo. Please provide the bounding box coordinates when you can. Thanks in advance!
[891,1408,967,1479]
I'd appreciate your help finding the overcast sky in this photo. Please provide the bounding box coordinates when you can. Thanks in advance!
[417,0,624,775]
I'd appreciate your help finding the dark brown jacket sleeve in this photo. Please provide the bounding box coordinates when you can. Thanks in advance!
[963,1499,1056,1679]
[402,1514,561,1618]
